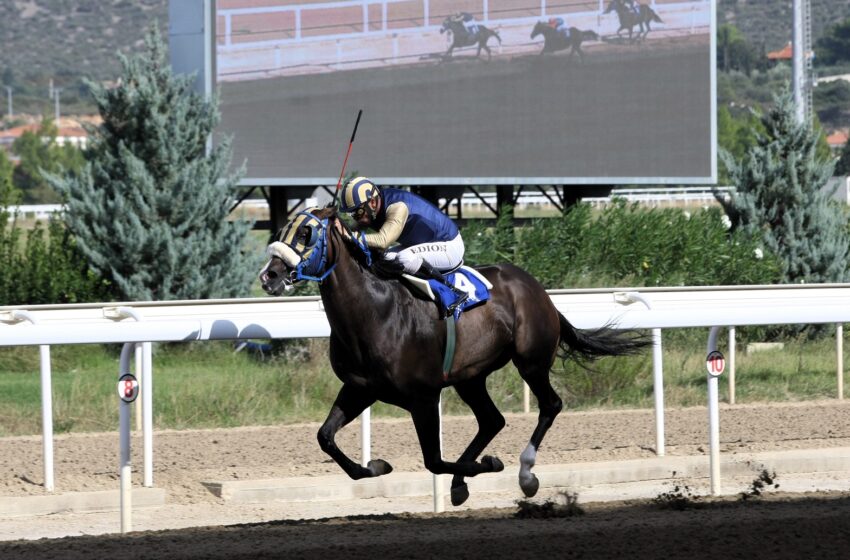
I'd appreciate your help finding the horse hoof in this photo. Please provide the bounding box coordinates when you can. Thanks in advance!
[451,483,470,506]
[481,455,504,472]
[520,474,540,498]
[367,459,393,476]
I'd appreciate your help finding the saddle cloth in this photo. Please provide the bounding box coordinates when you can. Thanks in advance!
[402,266,492,319]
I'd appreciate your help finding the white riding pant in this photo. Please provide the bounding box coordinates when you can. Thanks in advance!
[385,233,465,274]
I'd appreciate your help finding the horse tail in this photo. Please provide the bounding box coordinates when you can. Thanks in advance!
[650,9,663,23]
[491,28,502,44]
[583,30,599,41]
[557,313,650,365]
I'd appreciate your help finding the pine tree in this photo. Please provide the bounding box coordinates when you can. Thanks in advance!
[47,26,258,301]
[716,91,848,284]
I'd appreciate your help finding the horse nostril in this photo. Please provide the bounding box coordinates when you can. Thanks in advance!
[267,270,278,280]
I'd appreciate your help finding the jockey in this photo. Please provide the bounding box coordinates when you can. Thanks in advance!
[451,11,479,37]
[624,0,640,15]
[339,177,469,312]
[547,16,570,37]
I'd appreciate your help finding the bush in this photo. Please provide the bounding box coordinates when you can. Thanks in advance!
[464,201,781,289]
[0,216,113,305]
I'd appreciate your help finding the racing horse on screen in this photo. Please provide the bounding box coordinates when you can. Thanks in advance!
[531,21,599,62]
[440,16,502,61]
[259,206,649,506]
[604,0,663,42]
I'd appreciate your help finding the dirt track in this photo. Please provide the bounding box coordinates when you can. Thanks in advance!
[2,401,850,558]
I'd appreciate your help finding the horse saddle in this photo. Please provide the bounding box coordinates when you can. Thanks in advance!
[402,266,492,319]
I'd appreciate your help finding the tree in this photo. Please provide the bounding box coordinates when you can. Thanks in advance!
[716,91,848,284]
[717,24,757,75]
[11,120,84,204]
[0,150,107,305]
[46,26,258,301]
[717,105,763,183]
[815,18,850,67]
[836,139,850,176]
[0,149,16,207]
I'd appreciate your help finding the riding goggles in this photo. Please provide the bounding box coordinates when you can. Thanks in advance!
[349,203,369,220]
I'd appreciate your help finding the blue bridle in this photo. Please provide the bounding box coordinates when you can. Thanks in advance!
[282,210,372,284]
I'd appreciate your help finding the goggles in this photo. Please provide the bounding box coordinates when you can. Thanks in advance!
[350,203,370,220]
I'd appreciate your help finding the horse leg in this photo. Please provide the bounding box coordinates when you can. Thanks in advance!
[317,383,391,480]
[448,375,506,506]
[514,360,563,498]
[410,396,505,480]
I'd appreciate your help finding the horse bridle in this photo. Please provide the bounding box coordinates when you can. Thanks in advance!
[269,210,372,287]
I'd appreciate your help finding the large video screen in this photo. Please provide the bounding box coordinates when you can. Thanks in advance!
[214,0,715,185]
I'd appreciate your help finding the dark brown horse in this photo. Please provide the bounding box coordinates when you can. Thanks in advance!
[603,0,663,42]
[531,21,599,62]
[259,206,649,506]
[440,16,502,60]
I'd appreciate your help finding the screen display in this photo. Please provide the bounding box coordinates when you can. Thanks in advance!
[214,0,715,184]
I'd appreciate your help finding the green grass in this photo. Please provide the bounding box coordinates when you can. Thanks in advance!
[0,334,847,437]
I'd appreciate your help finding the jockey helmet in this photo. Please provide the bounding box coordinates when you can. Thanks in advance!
[340,176,380,213]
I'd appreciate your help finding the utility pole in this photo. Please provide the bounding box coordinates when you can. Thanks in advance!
[53,88,63,123]
[792,0,812,124]
[3,86,11,119]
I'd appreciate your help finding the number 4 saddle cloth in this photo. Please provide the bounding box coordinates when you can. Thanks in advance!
[402,266,492,320]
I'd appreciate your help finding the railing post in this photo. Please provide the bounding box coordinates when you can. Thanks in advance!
[838,324,844,400]
[105,307,154,488]
[433,394,445,512]
[706,326,723,496]
[614,292,664,455]
[360,407,371,466]
[1,310,54,492]
[118,343,137,533]
[728,326,736,404]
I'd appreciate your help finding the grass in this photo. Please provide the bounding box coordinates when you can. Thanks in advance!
[0,332,847,437]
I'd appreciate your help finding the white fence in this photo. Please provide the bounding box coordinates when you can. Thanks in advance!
[2,283,849,529]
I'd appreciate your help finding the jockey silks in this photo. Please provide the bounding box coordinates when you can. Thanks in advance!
[375,189,459,246]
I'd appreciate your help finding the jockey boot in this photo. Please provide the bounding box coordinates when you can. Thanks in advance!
[415,261,469,314]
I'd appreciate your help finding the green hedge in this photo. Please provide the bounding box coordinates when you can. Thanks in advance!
[0,215,113,306]
[463,202,782,288]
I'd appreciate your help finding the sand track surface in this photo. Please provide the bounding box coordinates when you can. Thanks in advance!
[2,401,850,558]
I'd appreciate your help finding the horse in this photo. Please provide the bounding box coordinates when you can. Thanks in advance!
[603,0,663,42]
[439,17,502,61]
[530,21,599,62]
[259,206,650,506]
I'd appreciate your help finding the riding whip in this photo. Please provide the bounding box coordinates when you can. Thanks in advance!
[331,109,363,207]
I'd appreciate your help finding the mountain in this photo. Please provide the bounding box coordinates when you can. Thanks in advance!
[0,1,848,117]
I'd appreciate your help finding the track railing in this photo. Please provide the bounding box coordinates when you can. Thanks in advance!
[2,282,848,526]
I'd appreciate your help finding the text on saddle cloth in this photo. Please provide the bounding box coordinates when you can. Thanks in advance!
[429,267,491,319]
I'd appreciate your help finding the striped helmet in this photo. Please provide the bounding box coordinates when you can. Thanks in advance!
[340,176,379,213]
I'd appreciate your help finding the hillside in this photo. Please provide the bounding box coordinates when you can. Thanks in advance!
[720,0,850,53]
[0,1,848,117]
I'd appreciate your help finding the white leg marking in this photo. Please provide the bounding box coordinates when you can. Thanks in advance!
[519,442,537,483]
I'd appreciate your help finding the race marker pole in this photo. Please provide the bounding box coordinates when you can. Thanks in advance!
[706,326,726,496]
[331,109,363,207]
[118,343,140,533]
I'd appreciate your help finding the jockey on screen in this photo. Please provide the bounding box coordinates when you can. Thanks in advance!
[624,0,641,15]
[450,11,480,37]
[339,177,469,313]
[547,16,570,37]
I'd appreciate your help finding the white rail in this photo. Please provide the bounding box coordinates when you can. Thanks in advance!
[2,283,848,524]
